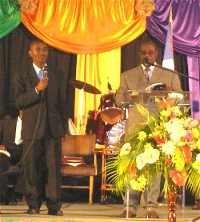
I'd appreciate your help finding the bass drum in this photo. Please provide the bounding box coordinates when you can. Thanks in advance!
[100,93,124,125]
[85,110,112,144]
[106,120,126,148]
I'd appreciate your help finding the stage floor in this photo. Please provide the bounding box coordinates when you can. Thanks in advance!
[0,201,200,222]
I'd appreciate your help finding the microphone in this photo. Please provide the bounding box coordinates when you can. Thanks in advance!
[143,58,155,67]
[42,65,48,97]
[43,65,48,78]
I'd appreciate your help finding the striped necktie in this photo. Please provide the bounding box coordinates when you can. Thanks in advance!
[144,67,150,83]
[38,69,43,80]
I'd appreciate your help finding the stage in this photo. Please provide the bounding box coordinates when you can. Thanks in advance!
[0,201,200,222]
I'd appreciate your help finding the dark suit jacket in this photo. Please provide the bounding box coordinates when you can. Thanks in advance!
[14,65,68,140]
[0,117,23,164]
[0,117,18,153]
[115,64,183,107]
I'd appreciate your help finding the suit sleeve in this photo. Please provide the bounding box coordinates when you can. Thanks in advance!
[14,71,41,110]
[115,73,129,107]
[171,73,183,93]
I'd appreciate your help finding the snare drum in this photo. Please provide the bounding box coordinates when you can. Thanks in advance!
[100,93,124,124]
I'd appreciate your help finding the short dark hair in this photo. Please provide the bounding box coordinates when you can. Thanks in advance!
[139,40,157,51]
[29,38,47,49]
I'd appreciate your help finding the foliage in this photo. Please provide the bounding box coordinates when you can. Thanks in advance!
[106,98,200,196]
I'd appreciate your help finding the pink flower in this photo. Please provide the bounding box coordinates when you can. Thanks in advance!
[184,118,199,129]
[182,130,194,141]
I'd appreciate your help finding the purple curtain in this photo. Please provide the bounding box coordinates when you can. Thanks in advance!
[146,0,200,119]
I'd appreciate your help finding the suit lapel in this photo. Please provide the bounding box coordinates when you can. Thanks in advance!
[29,66,39,85]
[149,67,162,84]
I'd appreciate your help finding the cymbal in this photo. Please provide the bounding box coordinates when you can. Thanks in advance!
[69,79,101,94]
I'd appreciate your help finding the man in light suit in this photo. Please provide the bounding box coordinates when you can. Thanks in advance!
[14,39,68,216]
[0,110,24,205]
[115,40,183,218]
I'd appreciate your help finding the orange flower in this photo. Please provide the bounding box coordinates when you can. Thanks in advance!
[169,169,187,186]
[158,98,174,109]
[128,164,137,177]
[179,146,192,164]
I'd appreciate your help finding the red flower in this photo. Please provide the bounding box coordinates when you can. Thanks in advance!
[128,164,137,177]
[158,98,174,109]
[169,169,187,186]
[154,136,166,144]
[166,158,172,165]
[169,110,176,119]
[179,146,192,164]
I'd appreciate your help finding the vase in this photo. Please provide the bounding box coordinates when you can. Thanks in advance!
[168,182,177,222]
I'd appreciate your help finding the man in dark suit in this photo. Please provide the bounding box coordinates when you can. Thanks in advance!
[115,40,183,219]
[0,110,23,204]
[14,38,68,216]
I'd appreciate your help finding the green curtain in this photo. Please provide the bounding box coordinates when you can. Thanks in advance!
[0,0,21,39]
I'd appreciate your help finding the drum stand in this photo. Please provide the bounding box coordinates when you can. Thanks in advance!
[78,115,84,135]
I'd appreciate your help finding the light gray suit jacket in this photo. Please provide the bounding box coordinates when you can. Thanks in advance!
[115,64,183,107]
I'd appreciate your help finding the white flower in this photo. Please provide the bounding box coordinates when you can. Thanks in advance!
[161,141,176,155]
[120,143,131,157]
[136,153,146,170]
[164,118,184,142]
[196,153,200,162]
[144,147,160,164]
[136,147,160,170]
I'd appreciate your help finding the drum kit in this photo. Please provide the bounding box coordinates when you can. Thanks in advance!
[69,79,126,147]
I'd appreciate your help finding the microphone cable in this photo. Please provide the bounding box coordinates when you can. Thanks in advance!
[0,91,45,176]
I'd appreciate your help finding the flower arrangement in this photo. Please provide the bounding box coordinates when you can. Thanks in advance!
[106,98,200,196]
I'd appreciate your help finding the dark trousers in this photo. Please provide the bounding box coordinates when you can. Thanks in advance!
[23,137,62,210]
[0,154,10,197]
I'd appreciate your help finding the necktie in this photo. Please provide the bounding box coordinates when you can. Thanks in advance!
[144,67,150,83]
[38,69,43,79]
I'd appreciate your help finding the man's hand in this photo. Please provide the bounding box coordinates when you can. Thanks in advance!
[0,145,7,151]
[35,78,48,92]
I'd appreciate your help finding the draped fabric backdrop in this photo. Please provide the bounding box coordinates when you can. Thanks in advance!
[147,0,200,120]
[0,0,200,131]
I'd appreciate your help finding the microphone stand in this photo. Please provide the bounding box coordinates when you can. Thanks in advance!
[153,64,200,82]
[143,58,200,82]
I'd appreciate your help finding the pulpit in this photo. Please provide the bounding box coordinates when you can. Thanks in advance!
[121,90,193,139]
[121,90,195,212]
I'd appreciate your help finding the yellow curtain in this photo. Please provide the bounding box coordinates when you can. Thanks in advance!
[22,0,146,133]
[75,48,121,133]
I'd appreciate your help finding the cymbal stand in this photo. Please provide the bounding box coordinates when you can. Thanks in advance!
[79,88,84,134]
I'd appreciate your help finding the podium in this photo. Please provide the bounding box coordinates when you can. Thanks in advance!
[121,90,194,139]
